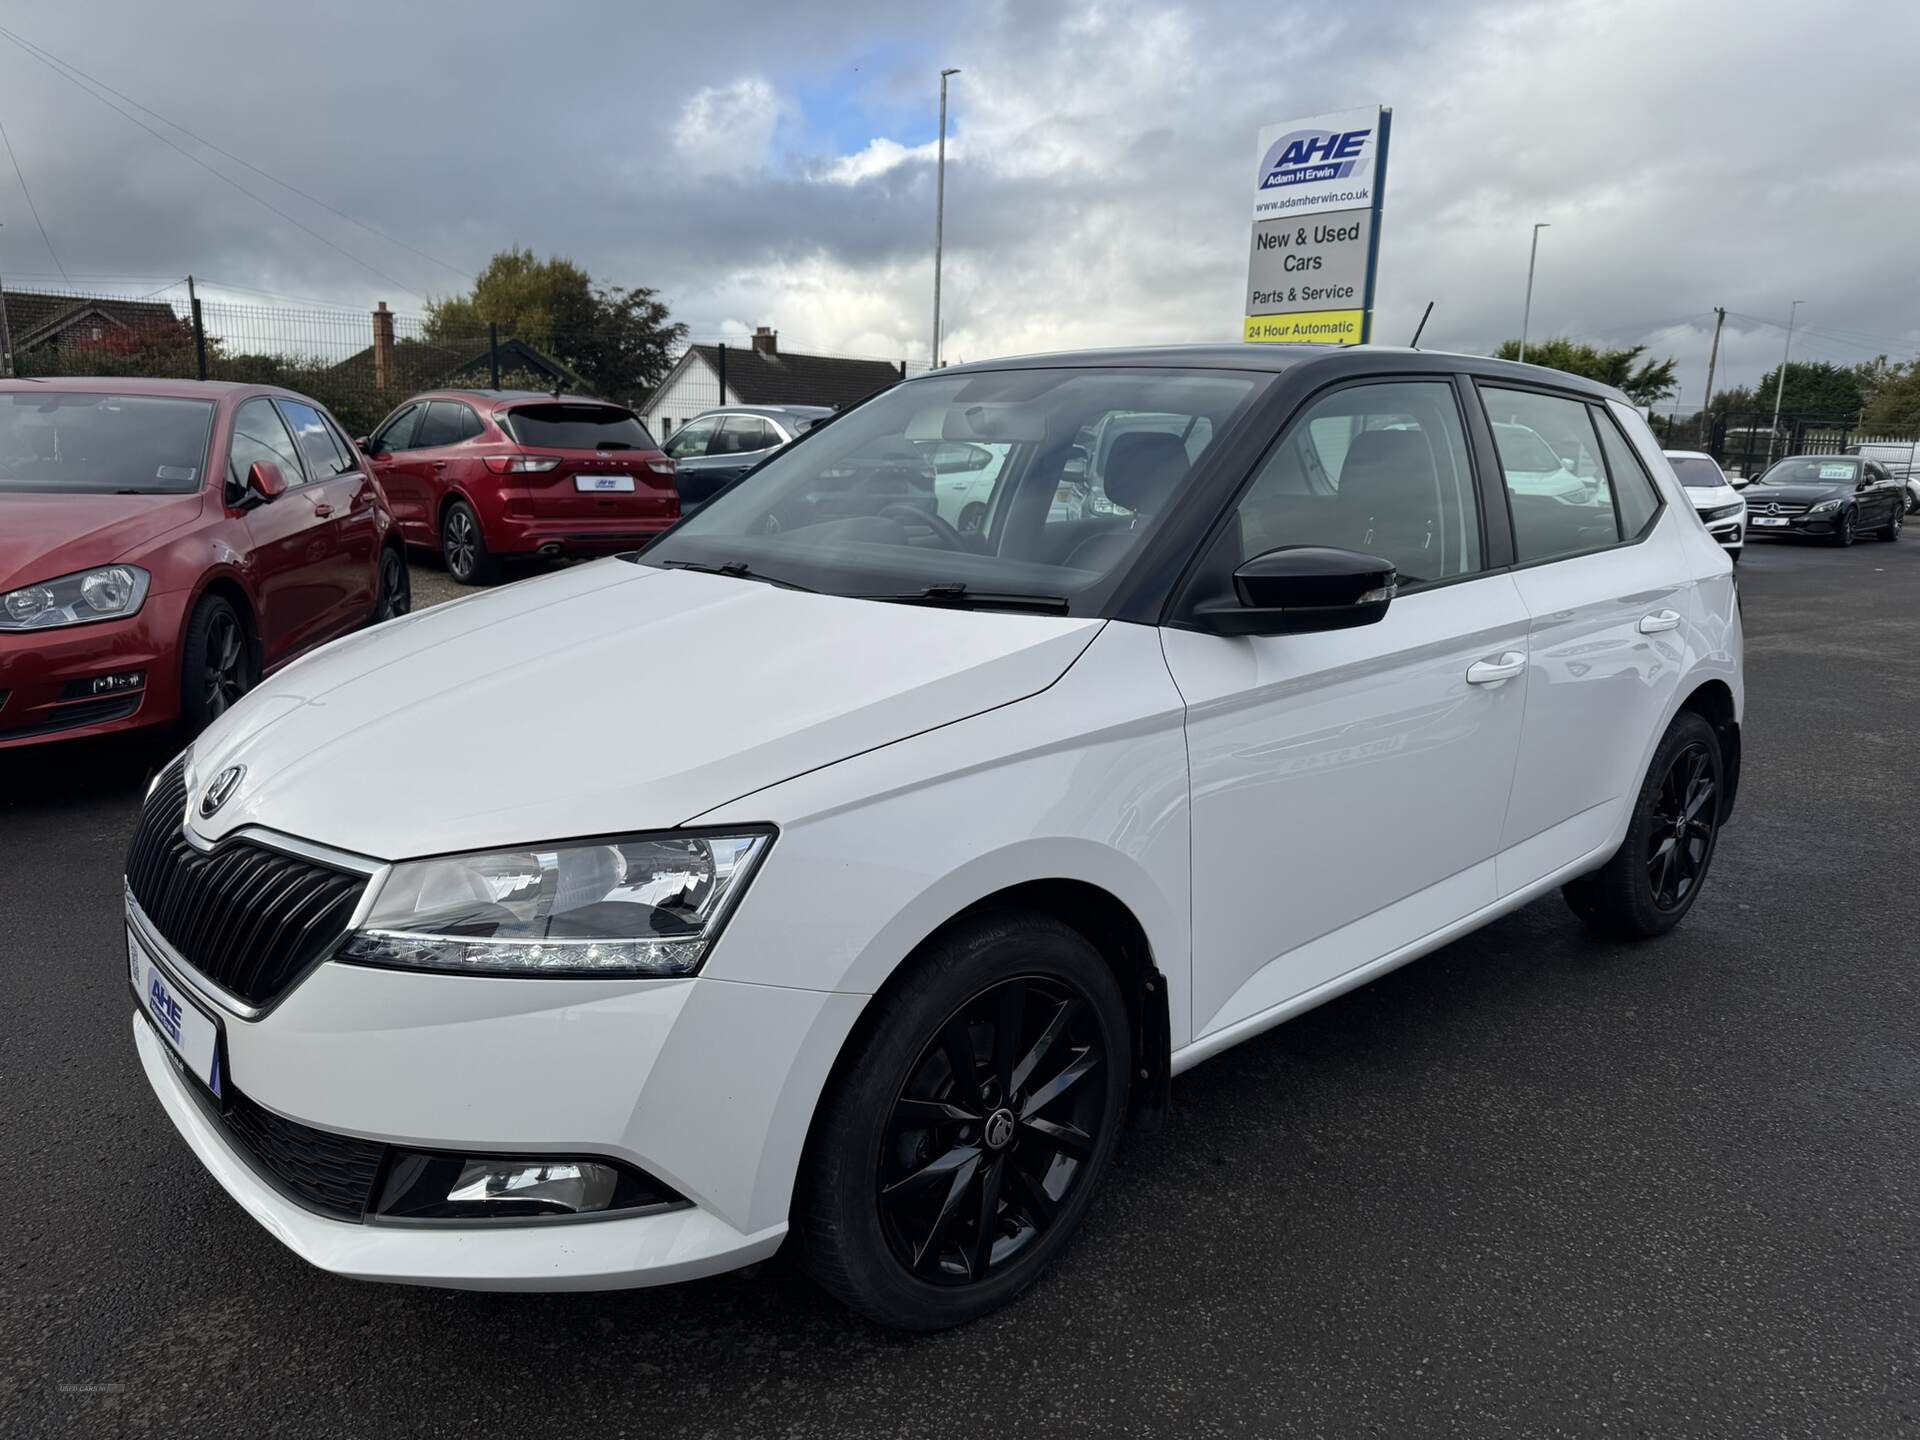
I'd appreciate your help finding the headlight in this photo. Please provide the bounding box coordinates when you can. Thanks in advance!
[1807,498,1843,514]
[1702,502,1744,522]
[338,830,772,977]
[0,565,150,631]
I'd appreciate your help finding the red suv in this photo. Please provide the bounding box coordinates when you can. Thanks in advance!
[0,378,406,749]
[359,391,678,584]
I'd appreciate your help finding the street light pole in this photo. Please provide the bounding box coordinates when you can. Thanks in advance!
[1518,222,1549,365]
[1766,299,1803,466]
[932,67,960,369]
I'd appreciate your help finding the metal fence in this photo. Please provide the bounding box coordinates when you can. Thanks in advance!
[0,285,922,439]
[1650,410,1920,477]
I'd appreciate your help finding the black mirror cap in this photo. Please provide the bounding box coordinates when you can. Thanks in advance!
[1196,545,1397,637]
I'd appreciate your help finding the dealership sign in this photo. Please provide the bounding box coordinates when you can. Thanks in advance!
[1245,105,1391,345]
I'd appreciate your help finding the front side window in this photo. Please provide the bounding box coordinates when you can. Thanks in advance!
[229,397,307,489]
[665,415,717,458]
[0,392,214,495]
[1483,387,1621,563]
[1232,381,1482,588]
[642,367,1268,615]
[372,403,421,455]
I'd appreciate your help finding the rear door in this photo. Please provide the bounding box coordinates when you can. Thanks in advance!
[1164,377,1532,1040]
[231,397,338,664]
[276,398,380,631]
[1478,384,1689,894]
[1863,462,1901,525]
[500,402,677,525]
[410,400,482,540]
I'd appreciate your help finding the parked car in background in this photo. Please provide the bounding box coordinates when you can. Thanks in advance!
[0,379,404,749]
[1663,450,1746,560]
[127,345,1741,1332]
[1490,421,1590,498]
[663,405,832,514]
[1845,441,1920,513]
[1742,454,1904,546]
[360,391,677,584]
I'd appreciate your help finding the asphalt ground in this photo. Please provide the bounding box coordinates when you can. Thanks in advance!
[3,534,1917,1438]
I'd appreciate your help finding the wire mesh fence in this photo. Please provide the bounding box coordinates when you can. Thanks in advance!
[0,285,925,438]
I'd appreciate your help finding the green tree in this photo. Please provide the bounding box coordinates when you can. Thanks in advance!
[1493,337,1678,407]
[1748,360,1861,419]
[426,247,686,403]
[1709,384,1760,416]
[1861,364,1920,431]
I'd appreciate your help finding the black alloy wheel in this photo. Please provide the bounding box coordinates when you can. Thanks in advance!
[795,911,1130,1329]
[1878,504,1903,542]
[203,608,246,719]
[1831,507,1856,546]
[877,975,1106,1285]
[179,593,255,734]
[1646,740,1716,912]
[375,546,412,620]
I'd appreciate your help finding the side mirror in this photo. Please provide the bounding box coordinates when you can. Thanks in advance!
[354,435,377,455]
[248,460,289,503]
[1194,545,1397,637]
[1727,475,1748,489]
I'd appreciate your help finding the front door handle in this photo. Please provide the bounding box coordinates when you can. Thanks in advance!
[1466,652,1527,685]
[1638,609,1682,634]
[311,502,335,518]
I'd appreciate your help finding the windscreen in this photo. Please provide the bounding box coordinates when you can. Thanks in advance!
[0,392,215,495]
[638,366,1268,616]
[502,404,657,451]
[1667,457,1726,489]
[1757,458,1858,485]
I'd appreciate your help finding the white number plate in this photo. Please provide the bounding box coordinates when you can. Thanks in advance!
[574,474,635,492]
[129,930,222,1096]
[1753,516,1790,527]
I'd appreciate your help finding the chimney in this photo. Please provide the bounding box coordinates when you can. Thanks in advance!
[752,325,777,356]
[372,302,395,391]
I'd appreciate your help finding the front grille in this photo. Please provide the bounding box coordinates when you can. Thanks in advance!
[217,1084,386,1220]
[125,758,369,1008]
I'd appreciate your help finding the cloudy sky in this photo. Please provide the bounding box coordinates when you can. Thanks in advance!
[1,0,1916,399]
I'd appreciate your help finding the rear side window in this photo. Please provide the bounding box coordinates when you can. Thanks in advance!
[1594,408,1662,539]
[502,404,657,451]
[415,401,477,449]
[1234,380,1483,588]
[1482,387,1621,564]
[716,415,779,454]
[229,397,307,488]
[276,399,352,479]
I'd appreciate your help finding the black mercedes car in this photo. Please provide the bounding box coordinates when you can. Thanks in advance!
[1742,455,1905,546]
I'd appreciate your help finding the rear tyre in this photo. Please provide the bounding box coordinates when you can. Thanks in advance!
[178,594,255,735]
[1829,508,1857,547]
[374,545,412,620]
[441,500,499,585]
[1563,710,1723,940]
[795,911,1131,1330]
[1877,505,1902,542]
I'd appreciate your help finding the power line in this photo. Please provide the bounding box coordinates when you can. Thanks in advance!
[0,109,67,279]
[0,30,425,299]
[0,24,471,286]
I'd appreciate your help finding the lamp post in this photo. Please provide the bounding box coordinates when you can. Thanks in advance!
[1765,299,1803,466]
[1518,222,1549,365]
[932,67,961,369]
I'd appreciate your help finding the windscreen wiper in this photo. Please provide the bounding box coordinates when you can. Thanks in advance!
[659,559,817,592]
[856,582,1071,614]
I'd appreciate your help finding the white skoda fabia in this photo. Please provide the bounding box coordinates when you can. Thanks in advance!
[127,345,1743,1329]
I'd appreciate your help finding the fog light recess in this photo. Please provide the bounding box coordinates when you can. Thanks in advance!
[373,1151,686,1221]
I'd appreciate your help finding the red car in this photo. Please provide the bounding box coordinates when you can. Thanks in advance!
[0,378,407,750]
[358,391,678,584]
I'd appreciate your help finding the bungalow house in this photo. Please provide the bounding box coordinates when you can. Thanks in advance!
[0,289,192,373]
[642,327,906,436]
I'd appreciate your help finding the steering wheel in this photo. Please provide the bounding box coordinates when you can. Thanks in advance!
[880,501,968,550]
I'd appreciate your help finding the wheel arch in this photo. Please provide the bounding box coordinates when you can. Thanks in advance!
[1677,678,1741,823]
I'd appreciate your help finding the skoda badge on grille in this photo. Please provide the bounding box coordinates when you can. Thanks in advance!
[200,765,246,817]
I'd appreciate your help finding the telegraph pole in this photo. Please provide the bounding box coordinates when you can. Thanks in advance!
[1765,300,1802,466]
[1518,222,1549,364]
[1701,306,1725,440]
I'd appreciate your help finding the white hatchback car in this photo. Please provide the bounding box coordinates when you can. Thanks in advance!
[126,345,1743,1330]
[1663,449,1747,559]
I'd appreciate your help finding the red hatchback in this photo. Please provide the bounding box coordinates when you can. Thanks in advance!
[359,391,678,584]
[0,379,406,749]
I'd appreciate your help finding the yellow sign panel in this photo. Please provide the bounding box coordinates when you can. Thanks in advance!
[1243,310,1364,345]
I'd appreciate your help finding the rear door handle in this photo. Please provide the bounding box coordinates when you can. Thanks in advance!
[1466,652,1527,685]
[432,460,449,470]
[1638,609,1682,634]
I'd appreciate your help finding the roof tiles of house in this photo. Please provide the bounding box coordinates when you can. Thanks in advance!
[2,290,185,347]
[687,344,902,409]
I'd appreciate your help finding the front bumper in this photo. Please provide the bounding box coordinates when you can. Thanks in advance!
[131,911,867,1291]
[1745,514,1834,538]
[0,589,188,747]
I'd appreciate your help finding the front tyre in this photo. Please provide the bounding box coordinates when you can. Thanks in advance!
[1563,709,1724,939]
[178,593,255,734]
[1829,507,1857,546]
[795,911,1131,1330]
[1877,504,1903,542]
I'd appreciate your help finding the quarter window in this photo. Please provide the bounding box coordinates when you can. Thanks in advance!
[229,398,307,490]
[1594,407,1662,539]
[1233,381,1483,588]
[1482,387,1621,563]
[276,399,352,479]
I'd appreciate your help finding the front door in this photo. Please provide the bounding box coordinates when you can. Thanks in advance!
[1164,378,1531,1041]
[365,403,431,542]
